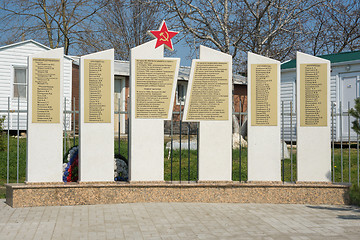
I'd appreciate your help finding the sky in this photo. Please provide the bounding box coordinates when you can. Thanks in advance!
[165,37,195,67]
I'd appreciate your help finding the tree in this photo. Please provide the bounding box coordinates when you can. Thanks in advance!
[164,0,324,72]
[77,0,164,60]
[0,0,109,54]
[164,0,237,64]
[238,0,323,62]
[164,0,322,132]
[163,0,241,132]
[305,0,360,56]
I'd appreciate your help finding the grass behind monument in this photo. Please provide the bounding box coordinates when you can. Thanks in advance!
[0,137,359,205]
[163,148,249,182]
[0,137,27,185]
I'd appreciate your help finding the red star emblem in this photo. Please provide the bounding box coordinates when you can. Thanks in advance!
[148,20,178,51]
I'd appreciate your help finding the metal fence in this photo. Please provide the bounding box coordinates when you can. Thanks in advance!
[1,98,360,186]
[280,100,360,186]
[1,97,26,184]
[330,101,360,185]
[167,105,199,182]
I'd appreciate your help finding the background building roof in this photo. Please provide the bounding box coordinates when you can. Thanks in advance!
[281,51,360,70]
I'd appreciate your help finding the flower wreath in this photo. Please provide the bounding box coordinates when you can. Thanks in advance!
[114,154,128,181]
[62,146,128,182]
[63,146,79,182]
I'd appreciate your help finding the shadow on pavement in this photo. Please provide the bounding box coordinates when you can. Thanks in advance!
[337,215,360,220]
[306,205,360,220]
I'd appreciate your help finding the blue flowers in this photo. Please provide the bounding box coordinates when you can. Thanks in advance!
[63,146,79,182]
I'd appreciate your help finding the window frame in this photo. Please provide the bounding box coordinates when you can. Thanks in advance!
[176,81,188,105]
[12,65,28,99]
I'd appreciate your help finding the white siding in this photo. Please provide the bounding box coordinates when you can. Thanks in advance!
[281,62,360,142]
[330,75,337,141]
[280,72,296,142]
[63,57,72,130]
[331,63,360,141]
[0,41,72,130]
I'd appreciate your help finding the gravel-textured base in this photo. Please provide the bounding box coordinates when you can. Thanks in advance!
[5,181,350,208]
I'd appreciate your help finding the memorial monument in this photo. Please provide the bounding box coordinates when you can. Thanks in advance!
[79,49,115,182]
[297,52,331,182]
[129,21,180,181]
[27,48,64,183]
[247,52,281,182]
[5,24,348,208]
[183,46,232,181]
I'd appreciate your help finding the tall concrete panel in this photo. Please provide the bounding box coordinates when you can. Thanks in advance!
[27,48,64,183]
[297,52,331,182]
[79,49,114,182]
[247,52,281,182]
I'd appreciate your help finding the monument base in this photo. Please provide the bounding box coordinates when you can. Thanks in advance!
[5,182,350,208]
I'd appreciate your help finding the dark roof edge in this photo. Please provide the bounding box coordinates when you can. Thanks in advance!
[281,50,360,70]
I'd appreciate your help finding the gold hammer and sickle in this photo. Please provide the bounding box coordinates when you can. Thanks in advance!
[159,31,169,41]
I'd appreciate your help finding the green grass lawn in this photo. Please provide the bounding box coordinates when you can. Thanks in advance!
[0,137,27,187]
[1,136,359,204]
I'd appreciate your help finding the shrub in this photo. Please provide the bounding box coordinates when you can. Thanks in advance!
[349,98,360,134]
[0,116,5,151]
[350,185,360,206]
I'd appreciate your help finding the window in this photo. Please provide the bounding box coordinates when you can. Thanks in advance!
[13,67,27,98]
[176,82,187,105]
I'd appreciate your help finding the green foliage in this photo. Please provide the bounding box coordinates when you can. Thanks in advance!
[232,148,248,181]
[164,149,198,181]
[0,187,5,199]
[350,185,360,206]
[348,98,360,135]
[0,137,27,187]
[114,139,128,160]
[163,148,249,182]
[0,116,5,151]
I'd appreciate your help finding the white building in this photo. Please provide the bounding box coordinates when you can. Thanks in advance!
[281,51,360,142]
[0,40,73,131]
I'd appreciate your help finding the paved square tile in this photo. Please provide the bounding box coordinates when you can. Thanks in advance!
[0,199,360,239]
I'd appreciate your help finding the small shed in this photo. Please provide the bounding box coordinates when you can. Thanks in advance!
[281,51,360,142]
[0,40,73,131]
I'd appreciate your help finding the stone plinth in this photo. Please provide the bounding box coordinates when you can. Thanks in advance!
[5,182,350,208]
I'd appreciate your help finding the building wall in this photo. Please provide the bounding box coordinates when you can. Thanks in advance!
[63,56,73,131]
[0,42,46,130]
[330,62,360,141]
[114,76,129,135]
[280,61,360,142]
[233,84,248,125]
[0,41,72,130]
[72,63,79,132]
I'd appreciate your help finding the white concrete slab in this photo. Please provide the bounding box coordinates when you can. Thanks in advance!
[26,48,64,183]
[129,39,179,181]
[297,52,331,182]
[247,52,281,181]
[79,49,114,182]
[183,46,232,181]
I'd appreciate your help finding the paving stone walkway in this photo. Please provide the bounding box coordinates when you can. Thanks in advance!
[0,199,360,240]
